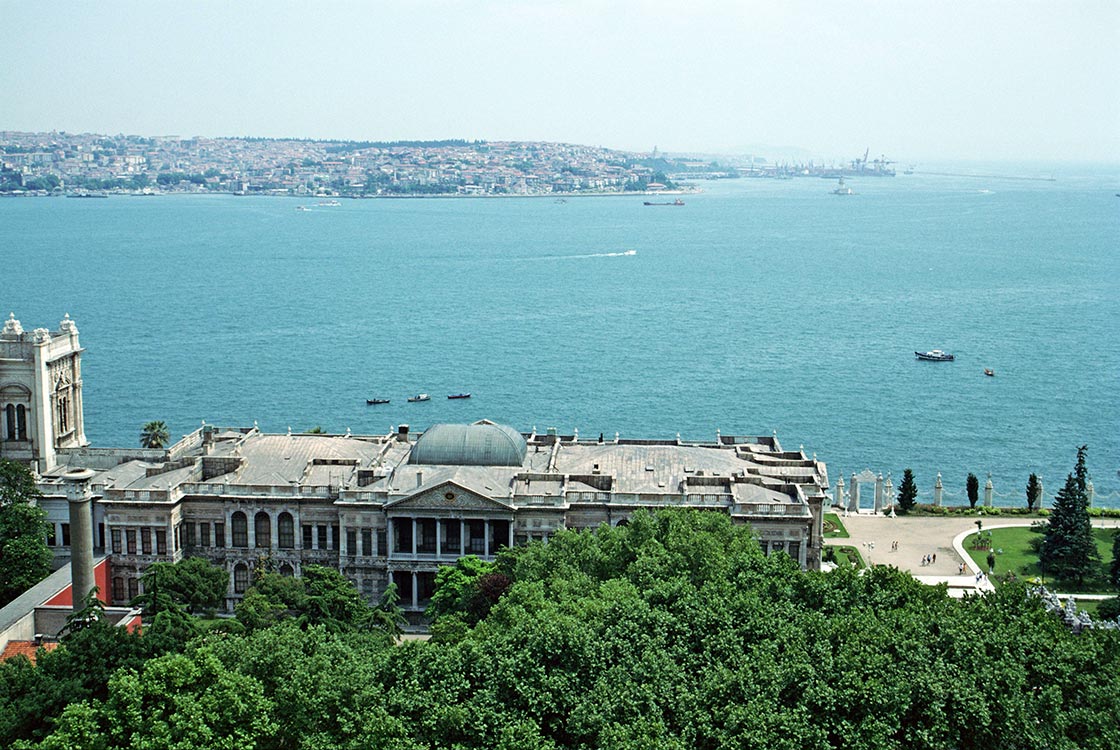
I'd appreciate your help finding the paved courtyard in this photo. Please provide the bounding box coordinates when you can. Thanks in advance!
[825,512,1120,596]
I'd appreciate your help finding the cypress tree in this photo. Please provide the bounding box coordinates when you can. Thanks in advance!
[897,468,918,514]
[1110,530,1120,589]
[967,473,980,509]
[1026,473,1040,511]
[1039,446,1100,586]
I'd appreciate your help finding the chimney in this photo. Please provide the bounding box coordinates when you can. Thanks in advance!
[62,468,97,612]
[397,424,410,443]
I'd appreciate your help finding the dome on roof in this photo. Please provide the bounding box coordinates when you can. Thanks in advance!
[409,423,527,467]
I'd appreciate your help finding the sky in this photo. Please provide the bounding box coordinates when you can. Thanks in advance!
[3,0,1118,162]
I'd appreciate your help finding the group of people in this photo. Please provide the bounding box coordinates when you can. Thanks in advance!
[920,553,937,566]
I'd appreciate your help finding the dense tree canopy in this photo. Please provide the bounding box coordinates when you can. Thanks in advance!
[5,508,1119,749]
[135,557,229,616]
[0,459,53,607]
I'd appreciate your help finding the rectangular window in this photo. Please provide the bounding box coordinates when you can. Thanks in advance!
[214,523,225,548]
[111,528,122,554]
[61,523,71,547]
[155,529,167,555]
[98,523,105,550]
[184,522,196,547]
[331,525,339,551]
[126,529,137,555]
[361,529,372,557]
[346,529,357,555]
[302,525,313,549]
[199,522,211,547]
[317,525,327,550]
[46,524,57,547]
[376,529,386,557]
[127,578,139,600]
[111,577,125,602]
[141,528,151,555]
[174,525,180,551]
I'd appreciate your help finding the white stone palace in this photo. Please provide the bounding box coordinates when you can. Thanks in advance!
[2,315,829,613]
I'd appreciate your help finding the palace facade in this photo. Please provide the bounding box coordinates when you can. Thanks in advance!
[3,315,830,614]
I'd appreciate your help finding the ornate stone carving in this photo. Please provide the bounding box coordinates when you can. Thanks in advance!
[1,313,22,337]
[389,483,512,512]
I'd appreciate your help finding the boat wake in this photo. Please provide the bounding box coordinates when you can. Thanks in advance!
[529,249,637,261]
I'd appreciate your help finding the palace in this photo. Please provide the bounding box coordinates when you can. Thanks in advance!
[2,315,829,615]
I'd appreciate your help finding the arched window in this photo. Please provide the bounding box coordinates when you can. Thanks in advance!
[15,405,27,440]
[4,404,13,440]
[254,512,271,548]
[231,512,248,547]
[233,563,249,594]
[278,512,294,549]
[279,562,294,577]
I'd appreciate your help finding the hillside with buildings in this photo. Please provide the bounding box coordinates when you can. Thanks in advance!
[0,132,716,197]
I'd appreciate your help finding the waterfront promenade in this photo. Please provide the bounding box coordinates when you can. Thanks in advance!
[826,512,1120,597]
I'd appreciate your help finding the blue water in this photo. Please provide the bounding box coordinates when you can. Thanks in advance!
[3,168,1119,507]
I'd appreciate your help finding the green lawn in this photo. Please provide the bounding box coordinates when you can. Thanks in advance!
[964,526,1117,593]
[826,545,865,569]
[823,513,850,539]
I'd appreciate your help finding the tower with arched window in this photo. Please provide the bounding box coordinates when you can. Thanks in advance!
[0,313,88,472]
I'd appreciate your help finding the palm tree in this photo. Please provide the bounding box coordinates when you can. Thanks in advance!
[140,420,170,449]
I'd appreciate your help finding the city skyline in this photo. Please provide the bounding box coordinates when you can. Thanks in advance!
[3,1,1119,163]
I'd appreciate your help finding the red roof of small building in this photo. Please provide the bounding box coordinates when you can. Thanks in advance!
[0,640,59,665]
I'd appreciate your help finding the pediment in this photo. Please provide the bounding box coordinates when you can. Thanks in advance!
[386,481,513,513]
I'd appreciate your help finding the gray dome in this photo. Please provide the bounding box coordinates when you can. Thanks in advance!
[409,423,527,467]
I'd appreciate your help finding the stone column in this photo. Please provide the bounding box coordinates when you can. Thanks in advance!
[834,473,845,510]
[850,474,860,512]
[63,469,97,611]
[459,519,466,557]
[247,513,255,549]
[387,518,394,557]
[436,520,442,558]
[339,517,347,556]
[484,520,491,557]
[874,473,884,514]
[411,518,417,557]
[1087,479,1094,508]
[934,473,943,507]
[508,521,514,549]
[984,473,993,508]
[411,572,418,609]
[272,514,279,551]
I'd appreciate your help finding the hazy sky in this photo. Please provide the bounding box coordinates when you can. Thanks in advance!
[3,0,1118,161]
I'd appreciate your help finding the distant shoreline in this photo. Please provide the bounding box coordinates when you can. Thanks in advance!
[0,188,698,200]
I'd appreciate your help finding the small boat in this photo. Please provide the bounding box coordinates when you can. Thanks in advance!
[643,198,685,206]
[831,177,854,195]
[407,394,431,402]
[984,368,995,377]
[915,349,955,362]
[295,205,311,211]
[366,398,390,405]
[447,393,471,400]
[317,200,341,207]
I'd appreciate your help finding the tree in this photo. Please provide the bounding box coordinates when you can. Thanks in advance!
[135,557,229,616]
[1110,529,1120,589]
[966,473,980,509]
[896,468,918,514]
[1026,472,1041,511]
[139,420,170,449]
[0,459,53,607]
[1039,446,1100,587]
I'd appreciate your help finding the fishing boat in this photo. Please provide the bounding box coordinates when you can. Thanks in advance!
[643,198,685,206]
[915,349,955,362]
[984,368,995,377]
[366,398,390,405]
[407,394,431,402]
[447,393,471,400]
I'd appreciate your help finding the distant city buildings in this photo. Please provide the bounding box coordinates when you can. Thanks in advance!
[0,132,695,197]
